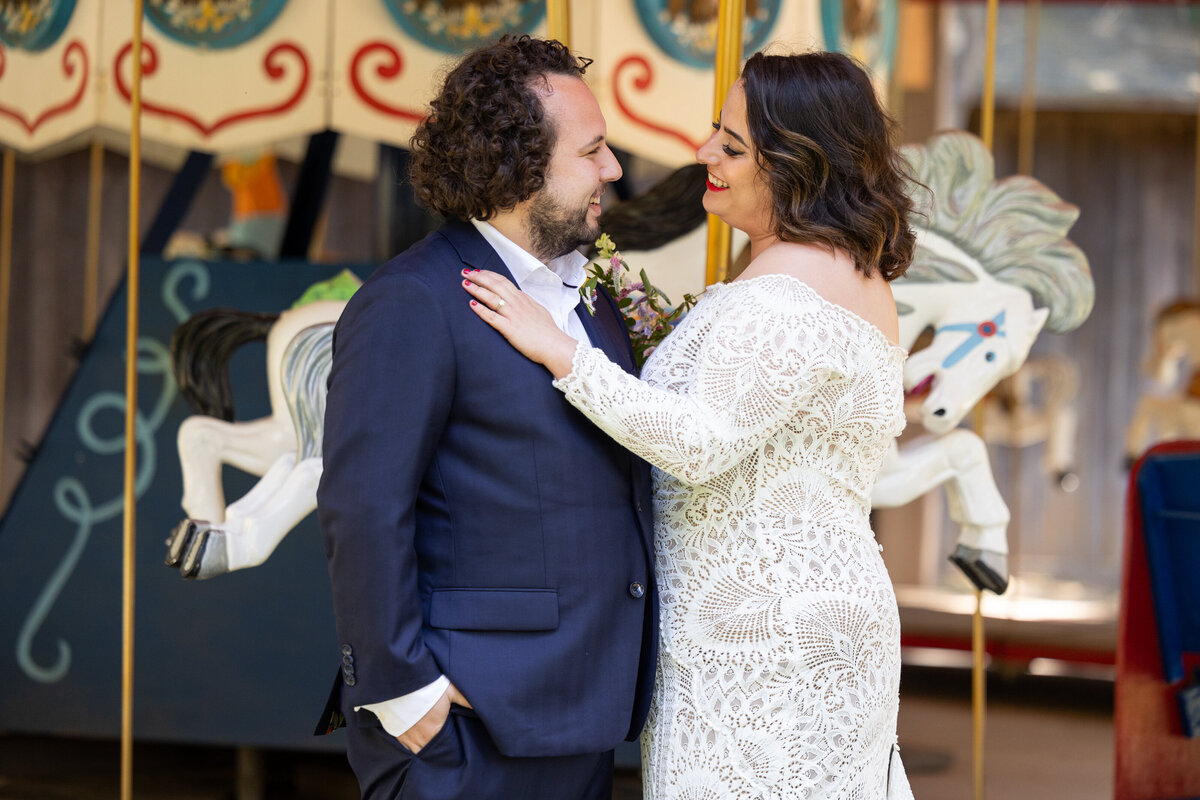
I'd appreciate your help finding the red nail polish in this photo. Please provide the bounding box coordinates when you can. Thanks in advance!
[461,269,469,275]
[470,300,478,307]
[463,279,471,286]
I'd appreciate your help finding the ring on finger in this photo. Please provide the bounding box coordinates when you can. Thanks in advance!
[495,298,507,310]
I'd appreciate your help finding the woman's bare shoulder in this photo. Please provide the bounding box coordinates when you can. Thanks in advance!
[739,242,899,343]
[739,242,854,292]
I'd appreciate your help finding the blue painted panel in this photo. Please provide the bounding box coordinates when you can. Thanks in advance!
[634,0,780,70]
[381,0,545,56]
[0,0,76,52]
[0,258,374,751]
[145,0,289,50]
[1137,451,1200,686]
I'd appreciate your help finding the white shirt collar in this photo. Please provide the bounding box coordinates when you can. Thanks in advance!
[469,219,588,289]
[469,219,592,344]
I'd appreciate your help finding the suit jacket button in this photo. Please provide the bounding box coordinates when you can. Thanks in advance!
[341,644,353,656]
[344,674,356,687]
[628,581,645,599]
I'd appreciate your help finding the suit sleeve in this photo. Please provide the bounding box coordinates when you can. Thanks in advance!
[318,271,454,708]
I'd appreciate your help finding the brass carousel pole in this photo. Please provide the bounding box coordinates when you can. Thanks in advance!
[971,2,1001,798]
[546,0,570,45]
[121,2,145,799]
[705,0,745,286]
[1017,0,1041,177]
[1194,29,1200,293]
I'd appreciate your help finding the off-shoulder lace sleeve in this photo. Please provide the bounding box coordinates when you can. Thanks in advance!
[553,282,844,484]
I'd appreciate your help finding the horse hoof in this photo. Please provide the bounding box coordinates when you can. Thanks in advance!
[181,524,228,580]
[948,545,1009,595]
[180,527,210,579]
[165,519,205,568]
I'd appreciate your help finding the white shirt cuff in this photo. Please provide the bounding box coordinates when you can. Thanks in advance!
[356,675,450,738]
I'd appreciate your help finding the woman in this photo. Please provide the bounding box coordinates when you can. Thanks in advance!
[463,51,915,799]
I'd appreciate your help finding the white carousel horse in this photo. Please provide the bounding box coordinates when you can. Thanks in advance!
[869,131,1092,593]
[1125,301,1200,462]
[164,271,359,578]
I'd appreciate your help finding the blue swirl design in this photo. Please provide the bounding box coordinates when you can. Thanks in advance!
[15,261,210,683]
[634,0,780,70]
[0,0,76,52]
[382,0,544,56]
[145,0,288,50]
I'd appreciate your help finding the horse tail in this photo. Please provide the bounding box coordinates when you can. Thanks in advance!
[598,163,709,253]
[171,309,280,421]
[281,323,335,459]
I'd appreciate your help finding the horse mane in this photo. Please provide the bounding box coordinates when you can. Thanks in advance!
[901,131,1094,333]
[282,323,335,460]
[171,309,279,421]
[598,163,709,253]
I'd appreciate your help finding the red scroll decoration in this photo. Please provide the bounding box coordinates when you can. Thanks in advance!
[612,55,704,153]
[0,40,88,136]
[349,41,426,123]
[115,41,309,138]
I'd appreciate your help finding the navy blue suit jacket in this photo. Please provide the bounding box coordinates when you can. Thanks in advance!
[317,220,657,757]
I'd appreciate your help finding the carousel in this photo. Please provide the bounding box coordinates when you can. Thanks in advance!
[0,1,1194,798]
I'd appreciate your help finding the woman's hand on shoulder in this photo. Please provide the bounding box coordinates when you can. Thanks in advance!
[461,269,579,378]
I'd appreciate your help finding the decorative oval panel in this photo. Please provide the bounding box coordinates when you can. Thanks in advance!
[381,0,544,55]
[819,0,897,81]
[0,0,76,52]
[634,0,781,70]
[145,0,289,50]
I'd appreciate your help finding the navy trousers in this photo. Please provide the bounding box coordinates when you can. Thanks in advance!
[345,709,615,800]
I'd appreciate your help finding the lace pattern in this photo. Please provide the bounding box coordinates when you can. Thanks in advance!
[555,275,912,799]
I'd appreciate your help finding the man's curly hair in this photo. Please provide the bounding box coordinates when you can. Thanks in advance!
[410,35,591,221]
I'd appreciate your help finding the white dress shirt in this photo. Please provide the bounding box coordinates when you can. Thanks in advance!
[359,220,593,737]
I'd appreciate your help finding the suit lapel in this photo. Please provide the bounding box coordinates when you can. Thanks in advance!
[441,219,516,283]
[575,290,654,551]
[576,290,636,375]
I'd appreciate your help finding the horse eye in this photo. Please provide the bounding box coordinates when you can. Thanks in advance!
[985,352,996,362]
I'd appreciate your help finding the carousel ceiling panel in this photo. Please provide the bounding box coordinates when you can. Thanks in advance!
[587,0,823,167]
[98,0,331,153]
[0,0,856,162]
[0,0,99,154]
[329,0,549,150]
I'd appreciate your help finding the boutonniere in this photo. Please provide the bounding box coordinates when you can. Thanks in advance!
[579,233,698,367]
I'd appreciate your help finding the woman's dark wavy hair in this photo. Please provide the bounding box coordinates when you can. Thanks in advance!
[741,51,916,281]
[409,35,590,221]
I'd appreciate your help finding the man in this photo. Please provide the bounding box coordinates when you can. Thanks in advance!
[316,35,656,799]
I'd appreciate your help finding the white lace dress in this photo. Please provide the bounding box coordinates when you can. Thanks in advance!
[554,274,913,799]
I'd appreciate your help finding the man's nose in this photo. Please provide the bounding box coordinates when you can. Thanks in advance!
[601,147,623,182]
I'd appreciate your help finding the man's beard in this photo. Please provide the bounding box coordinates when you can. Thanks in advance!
[525,188,598,261]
